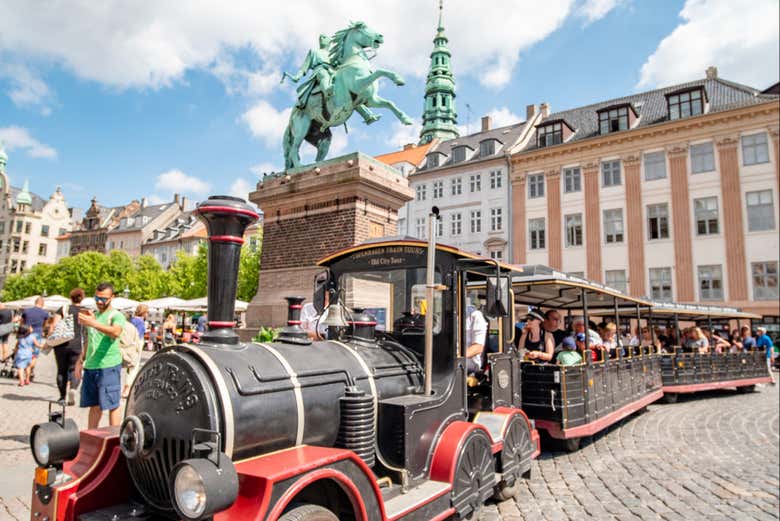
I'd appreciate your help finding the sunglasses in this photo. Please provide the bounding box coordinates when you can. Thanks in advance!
[94,296,111,303]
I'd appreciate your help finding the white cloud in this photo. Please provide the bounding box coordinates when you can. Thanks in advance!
[228,178,254,199]
[638,0,780,89]
[579,0,623,23]
[0,126,57,159]
[485,107,522,127]
[0,1,574,93]
[329,128,349,155]
[249,162,281,176]
[154,169,211,196]
[0,64,54,115]
[241,100,291,148]
[386,120,422,149]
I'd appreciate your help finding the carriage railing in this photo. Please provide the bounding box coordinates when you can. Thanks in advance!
[660,349,769,385]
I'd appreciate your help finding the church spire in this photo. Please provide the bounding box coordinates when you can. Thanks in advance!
[419,0,458,145]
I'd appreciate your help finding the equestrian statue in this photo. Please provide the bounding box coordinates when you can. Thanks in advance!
[280,21,413,170]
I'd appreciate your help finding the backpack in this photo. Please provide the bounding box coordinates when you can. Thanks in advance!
[113,311,142,369]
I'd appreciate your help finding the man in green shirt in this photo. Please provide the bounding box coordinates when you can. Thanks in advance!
[75,282,126,429]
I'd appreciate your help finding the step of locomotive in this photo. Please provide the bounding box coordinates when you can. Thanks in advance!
[382,480,451,519]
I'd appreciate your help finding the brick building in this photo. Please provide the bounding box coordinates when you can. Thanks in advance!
[509,68,779,325]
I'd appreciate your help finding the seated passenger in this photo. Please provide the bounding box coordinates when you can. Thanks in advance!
[741,326,756,351]
[571,317,602,347]
[520,310,554,362]
[543,309,568,349]
[465,305,487,374]
[601,322,621,357]
[301,301,326,340]
[556,336,582,366]
[687,327,709,353]
[630,327,661,351]
[702,327,729,353]
[573,332,602,362]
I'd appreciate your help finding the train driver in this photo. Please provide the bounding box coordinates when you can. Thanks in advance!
[465,303,488,374]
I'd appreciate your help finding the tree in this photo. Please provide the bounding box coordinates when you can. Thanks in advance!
[237,232,262,302]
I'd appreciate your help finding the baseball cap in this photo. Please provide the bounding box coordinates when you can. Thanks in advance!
[575,332,586,343]
[526,309,545,322]
[562,336,576,350]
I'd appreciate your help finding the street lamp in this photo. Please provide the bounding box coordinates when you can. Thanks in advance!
[123,286,130,299]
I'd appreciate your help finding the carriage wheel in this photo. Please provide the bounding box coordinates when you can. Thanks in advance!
[493,415,532,501]
[451,429,495,520]
[662,392,678,404]
[563,437,581,453]
[278,504,339,521]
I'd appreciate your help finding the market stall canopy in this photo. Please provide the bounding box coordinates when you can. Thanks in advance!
[81,296,140,312]
[2,295,71,311]
[171,296,248,312]
[139,297,187,311]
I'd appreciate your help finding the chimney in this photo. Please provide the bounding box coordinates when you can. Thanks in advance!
[706,66,718,80]
[540,103,551,118]
[277,296,311,344]
[173,193,180,205]
[180,196,188,210]
[140,197,147,208]
[195,195,260,345]
[526,104,538,121]
[403,143,415,150]
[481,116,491,132]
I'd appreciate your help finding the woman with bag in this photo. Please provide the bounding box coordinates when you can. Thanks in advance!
[51,288,85,405]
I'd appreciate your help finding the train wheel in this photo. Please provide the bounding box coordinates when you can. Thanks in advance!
[663,393,678,404]
[563,437,581,453]
[278,504,339,521]
[493,416,532,501]
[452,429,495,520]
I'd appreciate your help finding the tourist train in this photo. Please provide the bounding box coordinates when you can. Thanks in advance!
[27,198,771,521]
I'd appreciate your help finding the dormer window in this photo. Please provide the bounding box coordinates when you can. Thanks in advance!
[536,120,574,148]
[451,145,471,163]
[479,139,497,157]
[667,88,705,120]
[426,152,443,169]
[597,104,637,134]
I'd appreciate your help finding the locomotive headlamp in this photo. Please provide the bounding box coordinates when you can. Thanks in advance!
[170,429,238,520]
[29,403,80,468]
[170,455,238,520]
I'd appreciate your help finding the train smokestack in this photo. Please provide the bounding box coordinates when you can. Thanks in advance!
[195,195,260,345]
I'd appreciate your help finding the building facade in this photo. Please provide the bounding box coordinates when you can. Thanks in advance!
[106,195,186,257]
[141,211,204,268]
[69,197,141,255]
[0,146,74,283]
[510,69,779,319]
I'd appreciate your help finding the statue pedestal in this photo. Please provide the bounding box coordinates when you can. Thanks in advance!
[246,152,414,327]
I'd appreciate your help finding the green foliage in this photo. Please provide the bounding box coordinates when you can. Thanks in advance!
[252,326,278,343]
[237,230,262,302]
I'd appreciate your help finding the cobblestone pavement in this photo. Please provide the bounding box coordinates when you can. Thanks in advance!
[1,353,778,520]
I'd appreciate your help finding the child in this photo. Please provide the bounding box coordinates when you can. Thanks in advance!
[14,325,43,386]
[557,336,583,366]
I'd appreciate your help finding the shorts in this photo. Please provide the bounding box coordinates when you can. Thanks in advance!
[81,365,122,411]
[15,357,32,369]
[0,334,9,343]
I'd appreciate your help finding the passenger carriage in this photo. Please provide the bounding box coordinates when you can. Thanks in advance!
[27,201,539,521]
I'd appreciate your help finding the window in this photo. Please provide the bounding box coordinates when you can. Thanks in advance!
[746,190,775,231]
[432,181,443,199]
[416,184,427,201]
[563,167,581,193]
[527,174,544,198]
[603,209,624,243]
[426,154,440,169]
[58,228,66,237]
[537,123,562,147]
[40,225,50,237]
[469,174,481,193]
[529,218,546,250]
[490,170,503,189]
[598,106,629,134]
[415,218,426,239]
[694,197,719,235]
[470,210,482,233]
[24,222,31,234]
[568,271,585,278]
[451,213,462,236]
[647,203,670,240]
[10,260,17,273]
[565,213,583,247]
[451,177,462,196]
[691,142,715,173]
[15,221,22,233]
[20,260,26,272]
[602,160,621,187]
[38,243,47,256]
[752,261,778,300]
[644,151,667,181]
[668,89,704,120]
[480,140,496,157]
[490,208,503,231]
[436,217,444,238]
[649,267,673,301]
[605,270,627,293]
[741,133,770,165]
[0,240,3,251]
[22,240,28,254]
[489,250,503,260]
[452,146,468,163]
[0,221,4,234]
[698,265,723,301]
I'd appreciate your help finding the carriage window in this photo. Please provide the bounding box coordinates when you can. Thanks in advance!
[341,268,442,334]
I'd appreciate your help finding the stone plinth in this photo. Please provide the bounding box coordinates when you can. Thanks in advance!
[247,152,414,327]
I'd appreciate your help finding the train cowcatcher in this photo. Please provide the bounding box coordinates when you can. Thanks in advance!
[27,197,540,521]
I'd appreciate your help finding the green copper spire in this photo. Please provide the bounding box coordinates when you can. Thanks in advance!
[419,0,458,145]
[16,179,32,206]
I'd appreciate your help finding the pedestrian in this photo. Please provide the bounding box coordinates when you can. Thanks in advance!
[22,296,49,338]
[0,302,13,361]
[755,327,775,385]
[124,304,148,398]
[14,325,43,386]
[51,288,85,405]
[162,313,177,346]
[75,282,126,429]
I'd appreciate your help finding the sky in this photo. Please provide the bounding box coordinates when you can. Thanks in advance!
[0,0,778,211]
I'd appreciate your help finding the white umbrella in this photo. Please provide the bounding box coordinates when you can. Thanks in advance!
[141,297,187,311]
[43,295,71,311]
[81,296,139,312]
[2,296,37,310]
[173,297,248,312]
